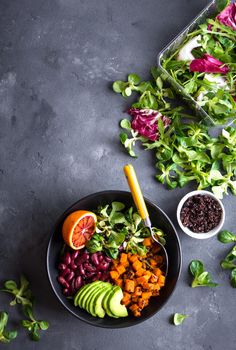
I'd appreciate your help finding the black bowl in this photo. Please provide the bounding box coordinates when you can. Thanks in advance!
[47,191,182,328]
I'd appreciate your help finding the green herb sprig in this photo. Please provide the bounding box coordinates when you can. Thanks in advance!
[21,306,49,341]
[1,276,49,342]
[189,260,218,288]
[0,312,17,344]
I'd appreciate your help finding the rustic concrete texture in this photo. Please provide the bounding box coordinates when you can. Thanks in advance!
[0,0,235,349]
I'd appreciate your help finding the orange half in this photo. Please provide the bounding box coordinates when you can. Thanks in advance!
[62,210,97,250]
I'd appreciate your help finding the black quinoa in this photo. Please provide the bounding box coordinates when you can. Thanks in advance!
[180,194,222,233]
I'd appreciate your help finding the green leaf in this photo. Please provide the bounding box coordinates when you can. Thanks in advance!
[120,119,131,131]
[189,260,204,277]
[0,312,17,344]
[39,321,49,330]
[218,230,236,244]
[4,281,17,291]
[230,268,236,288]
[113,80,126,93]
[4,330,17,340]
[0,312,8,333]
[189,260,218,287]
[173,313,188,326]
[111,202,125,212]
[128,74,141,85]
[120,132,128,145]
[31,324,40,342]
[221,260,236,270]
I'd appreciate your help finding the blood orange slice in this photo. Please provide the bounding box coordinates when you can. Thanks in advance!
[62,210,97,250]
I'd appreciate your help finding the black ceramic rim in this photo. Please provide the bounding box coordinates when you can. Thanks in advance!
[46,190,182,328]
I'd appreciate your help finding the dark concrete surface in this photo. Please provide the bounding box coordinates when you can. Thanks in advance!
[0,0,236,349]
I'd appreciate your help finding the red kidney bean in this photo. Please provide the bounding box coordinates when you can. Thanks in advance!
[98,262,109,271]
[104,256,112,263]
[98,255,104,262]
[71,250,79,260]
[66,271,75,282]
[97,271,102,279]
[69,261,77,270]
[58,263,67,270]
[79,264,85,275]
[70,278,76,294]
[60,267,71,277]
[91,253,99,266]
[81,252,89,262]
[75,276,82,290]
[63,288,71,296]
[57,276,69,289]
[62,252,71,266]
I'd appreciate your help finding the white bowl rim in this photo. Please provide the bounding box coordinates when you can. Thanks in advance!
[176,190,225,239]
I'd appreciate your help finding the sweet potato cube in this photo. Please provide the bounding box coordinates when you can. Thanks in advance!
[129,254,139,263]
[138,298,149,309]
[116,279,123,288]
[153,283,160,291]
[132,260,143,271]
[142,292,152,300]
[116,264,126,275]
[110,271,119,280]
[120,253,128,264]
[143,238,152,247]
[158,275,165,286]
[153,268,162,277]
[134,286,142,296]
[150,274,158,283]
[135,268,145,277]
[149,259,157,267]
[136,276,147,285]
[122,292,131,306]
[125,279,135,293]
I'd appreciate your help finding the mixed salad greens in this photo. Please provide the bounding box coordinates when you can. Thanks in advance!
[162,1,236,123]
[86,202,165,258]
[114,69,236,199]
[113,1,236,199]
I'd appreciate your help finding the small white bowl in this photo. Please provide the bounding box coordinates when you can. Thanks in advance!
[177,190,225,239]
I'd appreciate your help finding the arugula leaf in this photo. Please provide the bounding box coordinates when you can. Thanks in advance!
[0,312,17,343]
[173,313,189,326]
[189,260,218,288]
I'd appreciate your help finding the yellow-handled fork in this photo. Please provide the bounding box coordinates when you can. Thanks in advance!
[124,164,168,276]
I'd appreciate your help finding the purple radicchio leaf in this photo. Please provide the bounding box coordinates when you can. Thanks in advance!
[217,3,236,30]
[189,54,229,74]
[128,108,171,141]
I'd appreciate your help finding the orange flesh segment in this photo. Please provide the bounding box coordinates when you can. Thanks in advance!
[72,216,96,247]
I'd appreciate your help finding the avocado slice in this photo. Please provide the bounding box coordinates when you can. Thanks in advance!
[74,283,92,306]
[75,281,100,308]
[94,284,113,318]
[85,283,106,316]
[80,281,103,310]
[108,286,128,318]
[102,287,119,318]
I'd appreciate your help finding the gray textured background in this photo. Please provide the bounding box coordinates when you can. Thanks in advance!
[0,0,235,349]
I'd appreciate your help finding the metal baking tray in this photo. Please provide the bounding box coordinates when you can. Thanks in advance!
[157,0,223,126]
